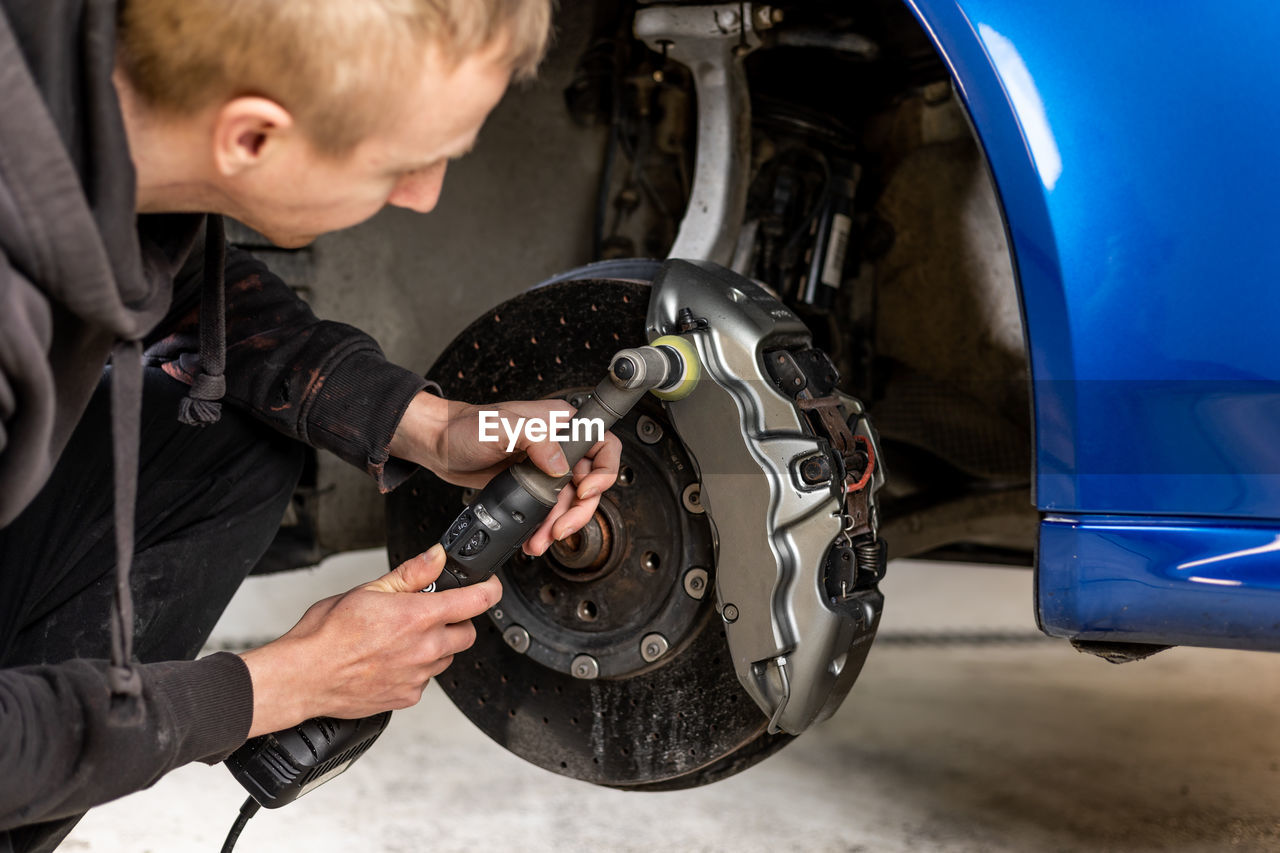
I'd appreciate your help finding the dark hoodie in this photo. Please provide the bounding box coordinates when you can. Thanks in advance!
[0,0,427,832]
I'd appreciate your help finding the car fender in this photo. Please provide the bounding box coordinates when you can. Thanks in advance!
[906,0,1280,646]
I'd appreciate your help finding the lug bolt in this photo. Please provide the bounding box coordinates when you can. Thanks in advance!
[640,633,669,663]
[503,626,531,654]
[571,654,600,680]
[683,567,709,600]
[682,483,704,514]
[637,415,663,444]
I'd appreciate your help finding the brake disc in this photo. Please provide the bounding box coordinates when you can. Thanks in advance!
[386,279,791,789]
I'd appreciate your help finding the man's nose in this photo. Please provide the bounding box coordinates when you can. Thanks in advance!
[389,162,447,213]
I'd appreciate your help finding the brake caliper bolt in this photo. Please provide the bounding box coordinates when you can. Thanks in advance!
[722,603,739,623]
[800,455,831,485]
[754,5,783,29]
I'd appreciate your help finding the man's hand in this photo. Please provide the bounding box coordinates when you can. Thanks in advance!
[388,390,622,555]
[238,545,498,737]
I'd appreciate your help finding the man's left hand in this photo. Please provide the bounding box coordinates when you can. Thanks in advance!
[387,391,622,555]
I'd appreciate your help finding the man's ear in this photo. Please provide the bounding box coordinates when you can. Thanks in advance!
[212,97,296,177]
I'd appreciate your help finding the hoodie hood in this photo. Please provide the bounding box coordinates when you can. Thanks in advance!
[0,0,173,338]
[0,0,215,712]
[0,0,203,529]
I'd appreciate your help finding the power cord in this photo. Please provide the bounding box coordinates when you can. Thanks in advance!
[220,797,260,853]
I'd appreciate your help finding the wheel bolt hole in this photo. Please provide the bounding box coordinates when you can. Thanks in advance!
[617,465,635,486]
[539,584,559,605]
[643,551,661,572]
[577,600,598,622]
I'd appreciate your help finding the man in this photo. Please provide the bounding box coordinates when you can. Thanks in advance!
[0,1,619,850]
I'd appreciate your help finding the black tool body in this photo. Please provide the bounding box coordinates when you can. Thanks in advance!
[225,712,390,808]
[432,467,552,590]
[432,342,686,590]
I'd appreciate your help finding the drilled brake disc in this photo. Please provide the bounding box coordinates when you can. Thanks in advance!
[385,278,791,789]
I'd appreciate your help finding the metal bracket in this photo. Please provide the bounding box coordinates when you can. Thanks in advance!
[634,4,776,266]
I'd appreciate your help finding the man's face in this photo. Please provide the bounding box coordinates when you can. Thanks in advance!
[227,41,513,248]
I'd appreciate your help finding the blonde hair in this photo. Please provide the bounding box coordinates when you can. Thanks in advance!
[118,0,553,155]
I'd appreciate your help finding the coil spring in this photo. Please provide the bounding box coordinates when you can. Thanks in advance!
[855,539,885,581]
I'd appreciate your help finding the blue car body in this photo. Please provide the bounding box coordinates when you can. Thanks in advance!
[905,0,1280,648]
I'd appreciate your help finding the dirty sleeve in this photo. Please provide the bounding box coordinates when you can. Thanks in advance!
[146,242,428,492]
[0,652,252,830]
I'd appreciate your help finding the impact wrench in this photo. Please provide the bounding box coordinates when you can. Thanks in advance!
[219,339,697,852]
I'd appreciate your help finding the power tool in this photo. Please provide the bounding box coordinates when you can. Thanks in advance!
[428,337,698,590]
[219,339,698,851]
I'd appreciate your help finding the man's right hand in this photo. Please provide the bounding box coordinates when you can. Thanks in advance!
[236,544,499,738]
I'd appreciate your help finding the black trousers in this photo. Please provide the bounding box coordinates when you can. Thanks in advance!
[0,368,305,853]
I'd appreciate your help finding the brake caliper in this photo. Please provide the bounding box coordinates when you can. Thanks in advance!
[647,259,887,734]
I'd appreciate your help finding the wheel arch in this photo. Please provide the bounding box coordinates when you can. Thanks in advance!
[901,0,1075,508]
[903,1,1280,518]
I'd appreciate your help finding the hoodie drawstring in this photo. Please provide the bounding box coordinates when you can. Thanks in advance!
[177,214,227,426]
[107,338,144,722]
[108,212,228,723]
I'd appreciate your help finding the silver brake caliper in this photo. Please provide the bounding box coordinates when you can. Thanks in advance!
[648,259,887,735]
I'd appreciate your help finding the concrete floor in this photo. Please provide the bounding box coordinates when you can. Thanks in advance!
[66,555,1280,853]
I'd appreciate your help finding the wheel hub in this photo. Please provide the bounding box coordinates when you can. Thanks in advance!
[491,393,712,680]
[548,512,612,574]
